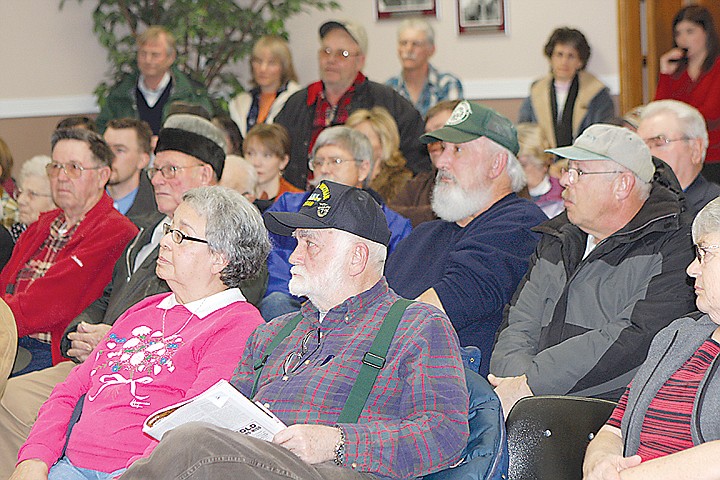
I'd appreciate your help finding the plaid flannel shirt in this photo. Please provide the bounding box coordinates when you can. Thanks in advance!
[386,64,464,118]
[231,279,469,479]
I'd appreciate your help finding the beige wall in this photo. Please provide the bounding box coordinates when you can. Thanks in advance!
[0,0,619,171]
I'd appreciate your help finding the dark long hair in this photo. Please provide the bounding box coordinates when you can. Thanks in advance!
[673,5,720,74]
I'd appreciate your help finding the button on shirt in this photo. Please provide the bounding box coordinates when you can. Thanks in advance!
[230,279,469,479]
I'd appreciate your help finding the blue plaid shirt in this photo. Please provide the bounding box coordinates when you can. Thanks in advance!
[231,279,469,479]
[386,64,464,117]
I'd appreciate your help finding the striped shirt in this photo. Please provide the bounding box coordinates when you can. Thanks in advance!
[386,64,463,117]
[230,279,469,479]
[608,338,720,460]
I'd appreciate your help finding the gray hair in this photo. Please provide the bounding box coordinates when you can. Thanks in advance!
[181,186,271,288]
[51,128,114,167]
[398,17,435,46]
[19,155,52,185]
[335,230,387,276]
[641,100,709,161]
[311,126,374,188]
[220,155,258,195]
[693,196,720,242]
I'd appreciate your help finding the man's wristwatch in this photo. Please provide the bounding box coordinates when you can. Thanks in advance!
[334,426,346,466]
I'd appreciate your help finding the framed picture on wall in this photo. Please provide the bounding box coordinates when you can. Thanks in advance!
[375,0,437,20]
[457,0,507,34]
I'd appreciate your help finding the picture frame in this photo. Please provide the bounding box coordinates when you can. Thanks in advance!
[375,0,438,20]
[457,0,507,34]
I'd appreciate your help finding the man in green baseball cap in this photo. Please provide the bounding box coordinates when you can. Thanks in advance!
[385,100,548,376]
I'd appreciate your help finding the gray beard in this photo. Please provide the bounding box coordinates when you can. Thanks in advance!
[431,173,491,223]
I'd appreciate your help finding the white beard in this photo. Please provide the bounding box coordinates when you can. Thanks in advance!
[431,171,491,223]
[288,260,346,307]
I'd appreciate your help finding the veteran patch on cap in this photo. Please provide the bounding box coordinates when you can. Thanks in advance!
[263,181,390,247]
[420,100,519,155]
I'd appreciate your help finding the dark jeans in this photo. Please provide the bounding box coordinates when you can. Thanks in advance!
[122,423,378,480]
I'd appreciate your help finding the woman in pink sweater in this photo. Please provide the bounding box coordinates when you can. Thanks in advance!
[11,187,271,479]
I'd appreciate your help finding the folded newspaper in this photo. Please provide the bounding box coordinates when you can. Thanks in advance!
[143,379,286,441]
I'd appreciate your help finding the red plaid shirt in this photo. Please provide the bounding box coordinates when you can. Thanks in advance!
[14,214,80,294]
[231,279,469,479]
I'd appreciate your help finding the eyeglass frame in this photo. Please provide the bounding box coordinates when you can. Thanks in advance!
[694,244,720,264]
[319,47,362,60]
[282,328,322,378]
[45,162,106,179]
[643,135,691,149]
[561,167,624,185]
[162,223,209,245]
[308,155,361,171]
[146,164,205,181]
[13,187,53,201]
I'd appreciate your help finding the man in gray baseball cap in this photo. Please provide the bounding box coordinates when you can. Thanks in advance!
[490,123,696,416]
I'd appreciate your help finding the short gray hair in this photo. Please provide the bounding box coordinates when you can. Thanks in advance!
[220,155,257,195]
[693,196,720,242]
[19,155,52,185]
[398,17,435,46]
[335,229,387,276]
[641,100,709,161]
[311,126,374,187]
[486,139,527,192]
[181,186,271,288]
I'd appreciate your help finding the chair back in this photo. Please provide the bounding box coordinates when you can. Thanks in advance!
[424,367,508,480]
[505,395,616,480]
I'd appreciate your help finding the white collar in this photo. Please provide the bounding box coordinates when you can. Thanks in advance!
[528,175,552,197]
[138,72,171,94]
[156,288,246,319]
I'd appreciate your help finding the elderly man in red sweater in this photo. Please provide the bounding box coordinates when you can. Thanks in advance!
[0,128,138,375]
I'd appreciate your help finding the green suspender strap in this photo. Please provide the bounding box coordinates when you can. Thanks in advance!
[337,298,414,424]
[250,312,303,398]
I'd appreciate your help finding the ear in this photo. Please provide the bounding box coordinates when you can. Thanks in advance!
[689,138,705,166]
[200,163,215,186]
[97,166,112,188]
[429,44,436,57]
[209,250,229,275]
[138,152,151,170]
[614,172,636,200]
[348,242,369,277]
[357,159,371,185]
[279,154,290,171]
[356,54,366,72]
[488,151,509,180]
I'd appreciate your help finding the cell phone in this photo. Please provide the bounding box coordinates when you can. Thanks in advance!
[668,48,689,63]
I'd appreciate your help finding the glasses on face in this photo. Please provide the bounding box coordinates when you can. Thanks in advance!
[643,135,691,149]
[146,164,204,181]
[162,223,208,245]
[308,156,357,171]
[695,244,720,264]
[319,47,361,60]
[13,187,52,201]
[561,167,624,185]
[282,329,322,379]
[46,162,105,179]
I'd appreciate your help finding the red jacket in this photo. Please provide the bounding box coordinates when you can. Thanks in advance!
[0,193,138,364]
[656,58,720,163]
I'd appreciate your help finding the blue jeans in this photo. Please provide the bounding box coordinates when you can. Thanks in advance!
[48,456,126,480]
[259,291,301,322]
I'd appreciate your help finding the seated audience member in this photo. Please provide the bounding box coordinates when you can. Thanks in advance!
[390,99,459,227]
[274,20,429,189]
[121,180,469,480]
[10,186,269,479]
[385,101,547,376]
[583,197,720,480]
[260,126,412,320]
[0,129,138,374]
[519,27,615,148]
[0,137,19,228]
[229,35,300,138]
[243,123,302,204]
[0,114,269,477]
[103,118,157,221]
[516,123,564,218]
[490,125,696,416]
[220,154,258,199]
[96,26,213,134]
[386,17,463,117]
[637,99,720,214]
[212,115,244,155]
[346,107,413,204]
[55,116,97,132]
[10,156,55,243]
